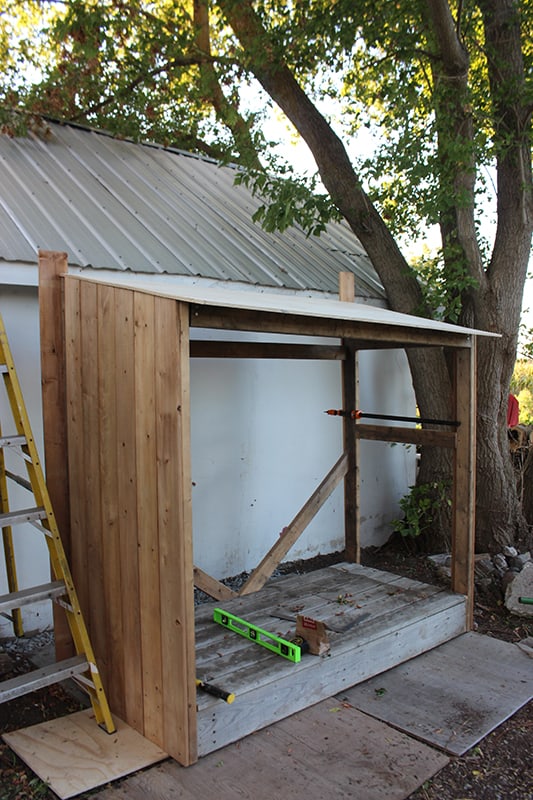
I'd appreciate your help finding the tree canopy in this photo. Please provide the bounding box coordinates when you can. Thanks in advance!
[1,0,532,551]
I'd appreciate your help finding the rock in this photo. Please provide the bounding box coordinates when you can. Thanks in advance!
[474,557,495,579]
[504,562,533,617]
[508,553,530,571]
[492,553,508,575]
[0,648,13,676]
[428,553,452,580]
[502,570,518,591]
[516,637,533,658]
[503,545,518,557]
[428,553,452,567]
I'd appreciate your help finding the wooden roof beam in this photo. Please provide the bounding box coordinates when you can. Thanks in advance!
[189,305,474,350]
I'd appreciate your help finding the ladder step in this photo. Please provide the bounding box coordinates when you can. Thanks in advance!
[0,581,66,615]
[0,434,27,448]
[0,655,89,703]
[5,469,32,492]
[0,506,47,527]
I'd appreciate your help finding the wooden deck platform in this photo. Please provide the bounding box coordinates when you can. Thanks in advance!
[195,562,467,757]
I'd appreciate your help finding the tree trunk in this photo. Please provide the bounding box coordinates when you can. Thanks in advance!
[221,0,533,553]
[475,330,532,553]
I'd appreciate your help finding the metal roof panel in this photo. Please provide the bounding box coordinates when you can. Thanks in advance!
[0,122,384,297]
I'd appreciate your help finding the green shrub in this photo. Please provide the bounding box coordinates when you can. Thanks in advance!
[391,481,451,540]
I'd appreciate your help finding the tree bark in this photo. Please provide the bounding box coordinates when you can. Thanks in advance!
[472,0,533,551]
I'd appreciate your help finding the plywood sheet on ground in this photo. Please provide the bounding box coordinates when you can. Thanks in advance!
[338,632,533,755]
[2,709,167,799]
[90,700,448,800]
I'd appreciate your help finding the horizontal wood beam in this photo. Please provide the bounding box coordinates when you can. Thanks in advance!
[238,452,349,596]
[190,306,473,350]
[193,566,237,602]
[354,424,456,448]
[190,341,346,360]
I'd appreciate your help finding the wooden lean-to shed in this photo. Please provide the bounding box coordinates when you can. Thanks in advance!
[0,120,414,641]
[38,254,491,767]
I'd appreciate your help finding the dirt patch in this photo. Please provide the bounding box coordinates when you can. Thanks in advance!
[0,546,531,800]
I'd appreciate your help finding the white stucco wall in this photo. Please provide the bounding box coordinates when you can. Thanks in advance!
[0,272,416,636]
[190,330,416,578]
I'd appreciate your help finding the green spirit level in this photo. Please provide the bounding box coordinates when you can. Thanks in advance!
[213,608,301,663]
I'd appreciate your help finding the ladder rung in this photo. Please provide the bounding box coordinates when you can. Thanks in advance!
[0,581,66,615]
[0,507,47,527]
[5,469,32,492]
[0,434,27,448]
[0,655,89,703]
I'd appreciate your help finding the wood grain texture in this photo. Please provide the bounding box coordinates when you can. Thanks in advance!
[355,423,456,447]
[38,251,73,659]
[133,291,163,745]
[2,709,166,799]
[114,288,143,732]
[63,282,197,764]
[89,702,448,800]
[81,281,107,685]
[195,563,467,756]
[338,631,532,755]
[452,344,477,625]
[342,340,360,561]
[338,271,355,302]
[155,298,197,765]
[64,279,87,620]
[239,452,349,595]
[193,565,237,601]
[190,306,473,348]
[190,341,346,360]
[97,283,124,719]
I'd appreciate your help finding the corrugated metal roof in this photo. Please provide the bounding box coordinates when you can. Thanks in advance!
[71,272,496,338]
[0,121,384,298]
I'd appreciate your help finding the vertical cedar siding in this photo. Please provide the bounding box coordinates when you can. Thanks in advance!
[63,277,197,765]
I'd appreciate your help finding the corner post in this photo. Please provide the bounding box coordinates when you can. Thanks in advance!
[38,249,74,658]
[339,272,360,562]
[451,339,477,628]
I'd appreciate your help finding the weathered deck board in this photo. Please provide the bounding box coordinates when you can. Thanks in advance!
[195,563,467,756]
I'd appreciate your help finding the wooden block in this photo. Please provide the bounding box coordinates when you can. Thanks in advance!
[2,709,167,799]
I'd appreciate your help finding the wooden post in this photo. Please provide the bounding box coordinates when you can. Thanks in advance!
[339,271,355,304]
[451,341,477,628]
[38,250,74,660]
[339,272,360,562]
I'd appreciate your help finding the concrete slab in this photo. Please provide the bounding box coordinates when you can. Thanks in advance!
[338,632,533,755]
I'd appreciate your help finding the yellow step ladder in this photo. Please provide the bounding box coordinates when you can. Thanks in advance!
[0,311,115,733]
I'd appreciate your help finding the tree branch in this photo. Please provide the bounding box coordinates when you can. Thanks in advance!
[478,0,533,290]
[219,0,453,424]
[218,0,425,314]
[424,0,486,321]
[193,0,262,170]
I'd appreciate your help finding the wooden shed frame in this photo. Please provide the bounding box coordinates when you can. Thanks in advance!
[38,251,481,766]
